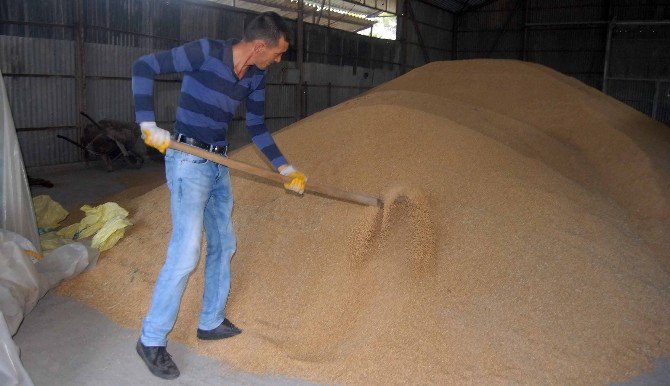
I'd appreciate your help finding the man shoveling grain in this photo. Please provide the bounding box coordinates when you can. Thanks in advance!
[130,12,306,380]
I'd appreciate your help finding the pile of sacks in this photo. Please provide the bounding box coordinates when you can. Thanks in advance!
[0,196,132,385]
[33,195,132,253]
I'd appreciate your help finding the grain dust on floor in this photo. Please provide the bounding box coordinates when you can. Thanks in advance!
[58,60,670,384]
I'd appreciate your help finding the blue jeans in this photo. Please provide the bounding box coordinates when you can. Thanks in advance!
[140,148,236,347]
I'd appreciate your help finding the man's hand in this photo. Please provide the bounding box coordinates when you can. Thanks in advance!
[279,165,307,195]
[140,122,170,154]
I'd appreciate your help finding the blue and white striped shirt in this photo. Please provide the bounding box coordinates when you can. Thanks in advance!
[132,38,287,168]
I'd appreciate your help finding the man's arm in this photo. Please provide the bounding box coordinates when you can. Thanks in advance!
[245,75,288,170]
[132,39,208,123]
[246,76,306,194]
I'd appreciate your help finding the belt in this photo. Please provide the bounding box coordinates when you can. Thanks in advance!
[174,133,227,155]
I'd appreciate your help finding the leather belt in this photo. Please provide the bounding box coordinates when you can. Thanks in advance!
[174,133,227,155]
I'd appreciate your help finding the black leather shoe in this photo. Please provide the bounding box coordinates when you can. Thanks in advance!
[197,318,242,340]
[136,340,180,380]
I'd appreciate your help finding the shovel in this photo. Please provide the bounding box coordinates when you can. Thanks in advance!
[169,141,383,208]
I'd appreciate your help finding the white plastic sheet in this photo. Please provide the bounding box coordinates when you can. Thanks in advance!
[0,313,32,386]
[0,230,98,386]
[0,231,45,336]
[0,70,40,253]
[35,241,99,289]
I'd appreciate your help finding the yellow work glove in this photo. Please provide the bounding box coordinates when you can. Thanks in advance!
[140,121,170,154]
[279,165,307,195]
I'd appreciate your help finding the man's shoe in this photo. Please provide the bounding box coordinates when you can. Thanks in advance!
[197,318,242,340]
[136,340,180,380]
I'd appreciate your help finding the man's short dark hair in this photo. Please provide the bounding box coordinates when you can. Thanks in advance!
[244,12,290,46]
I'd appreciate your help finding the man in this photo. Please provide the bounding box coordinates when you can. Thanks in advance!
[131,12,306,380]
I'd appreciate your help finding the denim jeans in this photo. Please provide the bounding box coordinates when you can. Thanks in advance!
[140,148,236,347]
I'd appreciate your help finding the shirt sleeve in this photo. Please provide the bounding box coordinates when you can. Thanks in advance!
[131,39,208,123]
[245,74,288,169]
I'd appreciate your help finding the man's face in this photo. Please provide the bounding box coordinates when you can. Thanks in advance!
[254,37,289,69]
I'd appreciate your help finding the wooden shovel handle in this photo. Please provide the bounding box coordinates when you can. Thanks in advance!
[169,141,383,207]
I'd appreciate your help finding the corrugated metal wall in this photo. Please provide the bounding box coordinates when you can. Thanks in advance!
[1,0,403,168]
[399,0,454,68]
[456,0,670,124]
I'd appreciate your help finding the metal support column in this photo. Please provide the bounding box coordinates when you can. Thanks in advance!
[521,0,529,61]
[297,0,305,119]
[74,0,86,132]
[602,17,615,93]
[406,0,430,64]
[400,0,408,74]
[652,81,661,120]
[451,12,458,60]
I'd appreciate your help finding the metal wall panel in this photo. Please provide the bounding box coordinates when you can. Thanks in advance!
[266,84,297,118]
[18,127,81,167]
[407,23,451,51]
[657,82,670,123]
[528,0,606,24]
[413,0,454,30]
[0,35,74,75]
[461,8,523,31]
[458,30,522,55]
[609,25,670,79]
[528,50,604,76]
[614,1,670,21]
[305,85,329,116]
[1,0,74,39]
[607,79,656,115]
[403,0,453,68]
[86,78,135,122]
[4,76,76,128]
[330,87,360,107]
[85,42,147,77]
[526,27,605,75]
[152,80,181,123]
[266,117,295,134]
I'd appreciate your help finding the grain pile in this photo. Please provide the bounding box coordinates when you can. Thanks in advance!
[58,60,670,384]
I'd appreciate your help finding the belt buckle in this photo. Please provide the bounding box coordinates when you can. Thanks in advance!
[209,143,227,156]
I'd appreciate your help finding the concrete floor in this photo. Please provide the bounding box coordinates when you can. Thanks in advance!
[14,156,670,385]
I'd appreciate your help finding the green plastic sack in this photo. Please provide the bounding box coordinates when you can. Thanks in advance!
[91,215,132,252]
[33,195,69,230]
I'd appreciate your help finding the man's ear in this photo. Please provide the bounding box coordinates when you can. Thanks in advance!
[253,41,266,53]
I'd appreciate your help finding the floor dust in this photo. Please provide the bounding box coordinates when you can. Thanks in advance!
[57,60,670,384]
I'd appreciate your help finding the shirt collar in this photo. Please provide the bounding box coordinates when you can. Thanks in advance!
[222,38,239,69]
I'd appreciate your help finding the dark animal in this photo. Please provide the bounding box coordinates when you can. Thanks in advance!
[58,112,143,172]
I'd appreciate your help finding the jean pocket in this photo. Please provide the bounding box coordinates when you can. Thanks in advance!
[178,152,207,164]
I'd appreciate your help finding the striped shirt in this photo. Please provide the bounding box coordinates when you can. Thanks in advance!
[131,38,287,168]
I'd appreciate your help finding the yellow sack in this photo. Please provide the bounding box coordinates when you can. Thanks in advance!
[76,203,129,239]
[39,231,71,253]
[33,195,69,230]
[91,215,132,251]
[56,223,80,240]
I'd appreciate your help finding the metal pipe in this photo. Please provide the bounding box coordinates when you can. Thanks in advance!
[74,0,86,162]
[526,21,609,27]
[602,17,616,93]
[297,0,305,120]
[526,19,670,27]
[400,0,408,74]
[522,0,529,61]
[406,0,430,64]
[616,20,670,26]
[451,12,458,60]
[652,81,661,120]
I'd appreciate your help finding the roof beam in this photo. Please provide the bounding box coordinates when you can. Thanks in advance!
[248,0,374,28]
